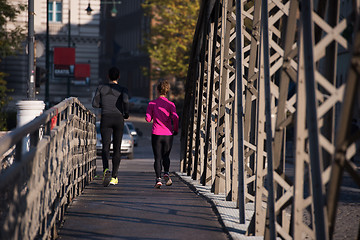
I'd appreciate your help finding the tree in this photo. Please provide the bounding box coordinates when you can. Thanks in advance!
[142,0,200,81]
[0,0,26,130]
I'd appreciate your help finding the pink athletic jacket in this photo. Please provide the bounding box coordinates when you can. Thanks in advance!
[145,96,179,136]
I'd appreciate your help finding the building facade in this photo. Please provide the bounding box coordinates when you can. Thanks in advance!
[99,0,150,99]
[1,0,151,115]
[1,0,101,110]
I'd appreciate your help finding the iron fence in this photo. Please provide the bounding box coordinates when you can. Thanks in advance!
[0,97,96,240]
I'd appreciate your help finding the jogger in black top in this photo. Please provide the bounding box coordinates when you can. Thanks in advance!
[92,67,129,186]
[100,114,124,180]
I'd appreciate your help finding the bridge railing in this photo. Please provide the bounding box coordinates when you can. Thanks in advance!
[0,97,97,240]
[181,0,360,239]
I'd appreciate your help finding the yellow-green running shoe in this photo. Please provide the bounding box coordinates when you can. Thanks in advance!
[110,177,118,185]
[103,169,111,187]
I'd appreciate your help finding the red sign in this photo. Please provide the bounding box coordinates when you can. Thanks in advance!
[74,64,90,80]
[73,64,91,85]
[53,47,75,77]
[54,47,75,65]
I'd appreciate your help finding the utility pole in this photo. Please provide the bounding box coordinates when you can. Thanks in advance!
[28,0,35,99]
[67,0,71,97]
[17,0,45,152]
[45,0,50,107]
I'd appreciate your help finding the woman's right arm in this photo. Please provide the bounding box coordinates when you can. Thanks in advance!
[145,101,154,122]
[122,88,130,119]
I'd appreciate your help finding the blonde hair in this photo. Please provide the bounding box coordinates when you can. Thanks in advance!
[157,80,170,95]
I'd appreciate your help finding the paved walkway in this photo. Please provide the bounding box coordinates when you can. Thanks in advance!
[57,157,263,240]
[58,169,229,239]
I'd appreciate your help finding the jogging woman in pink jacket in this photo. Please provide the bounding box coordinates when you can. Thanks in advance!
[145,80,179,188]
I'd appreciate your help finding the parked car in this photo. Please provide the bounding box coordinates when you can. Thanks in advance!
[125,122,138,146]
[96,122,134,159]
[129,97,150,112]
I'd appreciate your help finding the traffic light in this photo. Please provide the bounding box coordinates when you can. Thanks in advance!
[35,66,46,94]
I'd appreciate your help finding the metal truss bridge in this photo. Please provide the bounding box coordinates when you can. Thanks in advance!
[180,0,360,239]
[0,0,359,239]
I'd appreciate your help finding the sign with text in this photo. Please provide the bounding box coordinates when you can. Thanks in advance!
[53,47,75,77]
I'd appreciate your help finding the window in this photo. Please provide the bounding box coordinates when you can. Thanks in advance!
[48,1,62,22]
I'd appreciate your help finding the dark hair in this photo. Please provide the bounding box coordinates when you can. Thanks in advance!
[108,67,120,81]
[157,80,170,95]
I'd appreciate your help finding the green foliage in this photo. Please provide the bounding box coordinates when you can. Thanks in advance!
[0,0,26,130]
[0,72,13,130]
[142,0,200,80]
[0,0,26,58]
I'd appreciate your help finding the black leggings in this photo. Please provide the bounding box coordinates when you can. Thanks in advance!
[100,114,124,178]
[151,134,173,179]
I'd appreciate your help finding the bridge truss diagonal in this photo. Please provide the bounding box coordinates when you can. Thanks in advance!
[180,0,360,239]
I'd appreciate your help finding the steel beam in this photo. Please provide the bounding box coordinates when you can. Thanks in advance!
[180,0,359,238]
[327,13,360,238]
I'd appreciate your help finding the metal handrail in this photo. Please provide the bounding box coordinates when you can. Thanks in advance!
[0,98,79,158]
[0,97,97,240]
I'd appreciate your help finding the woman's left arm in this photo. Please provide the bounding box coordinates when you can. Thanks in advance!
[171,104,179,133]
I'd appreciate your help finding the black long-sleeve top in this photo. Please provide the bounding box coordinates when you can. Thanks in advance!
[92,83,129,117]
